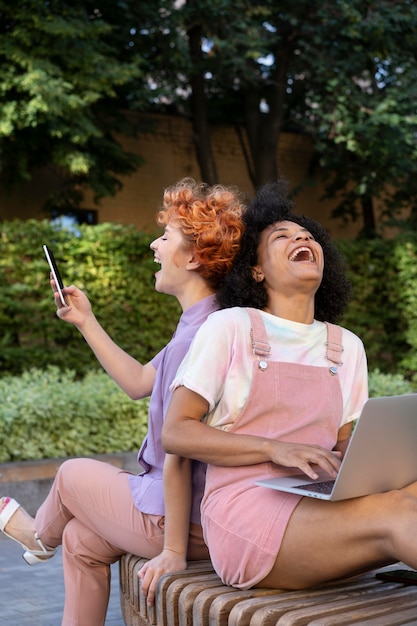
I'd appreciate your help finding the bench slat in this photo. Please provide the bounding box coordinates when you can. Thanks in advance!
[120,556,417,626]
[227,577,392,626]
[248,582,417,625]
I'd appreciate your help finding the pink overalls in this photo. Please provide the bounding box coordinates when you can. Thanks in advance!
[201,308,344,589]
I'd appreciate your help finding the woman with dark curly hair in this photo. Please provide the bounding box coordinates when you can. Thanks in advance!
[216,178,351,321]
[0,179,245,624]
[163,178,417,591]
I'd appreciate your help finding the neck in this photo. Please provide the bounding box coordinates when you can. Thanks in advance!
[177,283,215,312]
[264,293,315,324]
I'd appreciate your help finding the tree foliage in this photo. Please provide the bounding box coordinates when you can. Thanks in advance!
[156,0,417,233]
[1,0,417,233]
[299,1,417,235]
[0,0,156,210]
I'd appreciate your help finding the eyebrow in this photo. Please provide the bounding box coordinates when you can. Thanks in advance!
[268,226,309,235]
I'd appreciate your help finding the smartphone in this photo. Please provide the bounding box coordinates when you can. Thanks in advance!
[43,244,67,306]
[376,569,417,585]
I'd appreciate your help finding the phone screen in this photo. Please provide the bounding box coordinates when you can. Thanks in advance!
[43,244,67,306]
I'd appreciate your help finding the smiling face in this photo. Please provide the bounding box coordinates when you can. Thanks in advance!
[150,223,196,299]
[253,220,324,298]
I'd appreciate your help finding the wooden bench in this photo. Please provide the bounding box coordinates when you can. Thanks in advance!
[119,555,417,625]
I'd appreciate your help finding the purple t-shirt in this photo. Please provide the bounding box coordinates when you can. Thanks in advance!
[128,294,217,525]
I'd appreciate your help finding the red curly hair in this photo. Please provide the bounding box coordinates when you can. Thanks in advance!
[157,178,246,288]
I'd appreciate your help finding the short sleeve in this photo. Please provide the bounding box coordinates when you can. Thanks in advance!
[171,309,254,429]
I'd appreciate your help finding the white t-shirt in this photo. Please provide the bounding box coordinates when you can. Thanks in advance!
[171,307,368,431]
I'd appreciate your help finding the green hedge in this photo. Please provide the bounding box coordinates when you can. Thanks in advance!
[1,220,417,379]
[0,367,149,462]
[0,219,181,377]
[2,220,416,463]
[0,366,413,463]
[368,368,417,397]
[338,233,417,379]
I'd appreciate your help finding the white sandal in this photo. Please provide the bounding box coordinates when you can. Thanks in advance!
[0,497,56,565]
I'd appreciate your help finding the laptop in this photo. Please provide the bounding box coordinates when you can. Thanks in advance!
[255,394,417,501]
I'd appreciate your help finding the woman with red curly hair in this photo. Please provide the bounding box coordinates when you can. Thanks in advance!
[0,178,245,625]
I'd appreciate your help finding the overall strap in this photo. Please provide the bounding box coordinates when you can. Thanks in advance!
[247,308,271,371]
[324,322,344,374]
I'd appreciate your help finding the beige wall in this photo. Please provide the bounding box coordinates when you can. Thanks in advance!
[0,113,361,238]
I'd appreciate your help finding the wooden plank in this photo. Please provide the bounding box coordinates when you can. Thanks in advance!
[191,586,277,626]
[307,593,417,625]
[165,573,221,625]
[119,558,417,626]
[154,561,215,626]
[266,585,417,625]
[191,585,238,625]
[228,576,390,626]
[244,582,404,626]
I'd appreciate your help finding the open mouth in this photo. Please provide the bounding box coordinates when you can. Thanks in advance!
[289,247,314,262]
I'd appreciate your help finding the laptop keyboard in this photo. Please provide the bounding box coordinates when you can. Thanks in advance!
[296,480,335,495]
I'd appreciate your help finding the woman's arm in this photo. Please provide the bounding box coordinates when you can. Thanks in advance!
[334,421,354,458]
[53,283,156,399]
[162,387,342,480]
[138,453,192,605]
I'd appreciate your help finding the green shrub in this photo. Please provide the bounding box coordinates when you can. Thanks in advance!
[3,219,417,380]
[4,220,417,463]
[337,234,417,378]
[391,237,417,377]
[0,366,414,464]
[0,367,149,462]
[0,219,181,377]
[368,368,417,398]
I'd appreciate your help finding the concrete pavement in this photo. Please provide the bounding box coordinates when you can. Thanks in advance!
[0,532,124,624]
[0,453,139,624]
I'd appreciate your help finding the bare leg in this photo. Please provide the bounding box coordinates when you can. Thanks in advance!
[258,484,417,590]
[0,497,53,558]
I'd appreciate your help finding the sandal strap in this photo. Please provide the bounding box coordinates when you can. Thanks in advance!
[34,532,56,556]
[0,498,20,531]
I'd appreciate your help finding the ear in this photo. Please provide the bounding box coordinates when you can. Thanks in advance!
[185,253,201,271]
[251,266,264,283]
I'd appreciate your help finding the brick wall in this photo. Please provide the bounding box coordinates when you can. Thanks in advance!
[0,113,361,238]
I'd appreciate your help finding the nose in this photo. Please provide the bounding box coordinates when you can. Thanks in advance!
[150,237,158,251]
[294,231,311,241]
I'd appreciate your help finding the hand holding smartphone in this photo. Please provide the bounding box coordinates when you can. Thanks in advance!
[43,244,67,306]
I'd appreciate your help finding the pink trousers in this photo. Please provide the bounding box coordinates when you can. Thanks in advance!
[35,458,207,626]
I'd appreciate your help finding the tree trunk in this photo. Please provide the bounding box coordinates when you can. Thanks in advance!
[360,195,377,237]
[187,24,218,185]
[243,29,295,187]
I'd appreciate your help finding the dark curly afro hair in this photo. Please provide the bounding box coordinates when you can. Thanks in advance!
[216,178,352,323]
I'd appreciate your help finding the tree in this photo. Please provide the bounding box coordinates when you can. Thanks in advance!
[2,0,416,234]
[299,1,417,236]
[0,0,156,211]
[159,0,417,233]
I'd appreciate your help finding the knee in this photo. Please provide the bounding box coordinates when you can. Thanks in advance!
[378,489,417,540]
[62,518,95,559]
[55,458,93,491]
[386,489,417,511]
[56,458,81,481]
[62,518,79,552]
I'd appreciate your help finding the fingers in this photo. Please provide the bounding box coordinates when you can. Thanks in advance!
[138,552,187,606]
[272,442,342,480]
[50,275,69,309]
[138,564,161,606]
[301,448,341,480]
[54,290,72,317]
